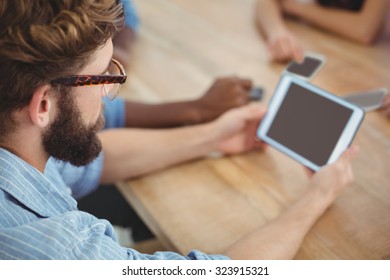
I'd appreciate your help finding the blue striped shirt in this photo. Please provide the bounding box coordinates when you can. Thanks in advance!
[0,148,229,260]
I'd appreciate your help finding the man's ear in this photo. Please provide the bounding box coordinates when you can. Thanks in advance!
[28,85,55,128]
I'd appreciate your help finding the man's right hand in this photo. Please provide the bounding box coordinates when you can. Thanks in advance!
[307,146,359,205]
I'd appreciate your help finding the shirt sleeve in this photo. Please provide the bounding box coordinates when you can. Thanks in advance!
[0,209,230,260]
[103,97,126,129]
[122,0,140,31]
[62,213,231,260]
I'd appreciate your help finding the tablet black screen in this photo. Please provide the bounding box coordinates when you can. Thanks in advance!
[267,83,353,166]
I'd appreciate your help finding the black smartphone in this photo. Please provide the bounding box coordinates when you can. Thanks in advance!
[285,53,326,80]
[249,87,264,101]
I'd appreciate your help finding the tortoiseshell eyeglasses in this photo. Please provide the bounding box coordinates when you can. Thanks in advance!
[51,58,127,100]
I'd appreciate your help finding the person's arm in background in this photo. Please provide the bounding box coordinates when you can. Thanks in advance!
[282,0,390,44]
[98,104,266,183]
[113,1,254,127]
[255,0,304,62]
[123,77,253,128]
[226,146,358,259]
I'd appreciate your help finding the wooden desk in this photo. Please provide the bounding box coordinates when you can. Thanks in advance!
[117,0,390,259]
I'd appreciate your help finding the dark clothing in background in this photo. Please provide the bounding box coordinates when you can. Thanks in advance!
[318,0,365,11]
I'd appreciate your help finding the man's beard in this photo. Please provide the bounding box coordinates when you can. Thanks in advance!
[42,91,105,166]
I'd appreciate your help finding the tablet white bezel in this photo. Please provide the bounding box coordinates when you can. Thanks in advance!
[284,52,326,81]
[257,74,365,171]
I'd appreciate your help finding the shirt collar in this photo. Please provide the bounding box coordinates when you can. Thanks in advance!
[0,148,77,217]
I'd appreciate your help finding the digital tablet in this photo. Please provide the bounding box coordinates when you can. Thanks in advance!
[257,74,365,171]
[284,53,326,80]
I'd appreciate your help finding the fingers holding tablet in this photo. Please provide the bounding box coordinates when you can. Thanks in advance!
[307,145,359,201]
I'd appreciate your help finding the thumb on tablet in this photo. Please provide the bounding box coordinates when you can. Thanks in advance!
[338,145,359,164]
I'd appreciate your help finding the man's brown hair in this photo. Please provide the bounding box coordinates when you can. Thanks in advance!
[0,0,123,140]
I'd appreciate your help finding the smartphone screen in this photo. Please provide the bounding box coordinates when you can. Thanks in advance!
[285,56,324,79]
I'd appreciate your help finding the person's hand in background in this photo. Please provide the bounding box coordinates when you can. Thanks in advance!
[266,29,304,62]
[381,93,390,118]
[255,0,304,63]
[193,76,254,124]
